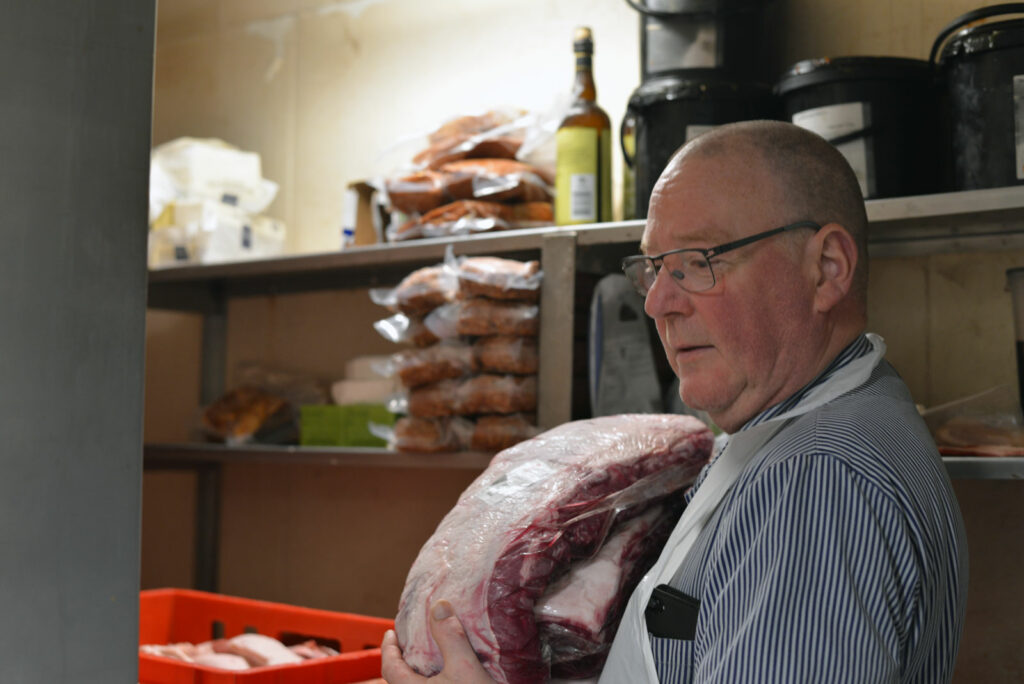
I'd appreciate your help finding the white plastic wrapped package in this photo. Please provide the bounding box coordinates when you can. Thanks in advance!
[395,414,712,684]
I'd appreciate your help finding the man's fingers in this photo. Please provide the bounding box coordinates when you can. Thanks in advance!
[380,629,425,684]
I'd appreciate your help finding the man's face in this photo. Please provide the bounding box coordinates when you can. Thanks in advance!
[642,151,816,433]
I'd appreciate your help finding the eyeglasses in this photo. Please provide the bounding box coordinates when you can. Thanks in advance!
[621,220,822,296]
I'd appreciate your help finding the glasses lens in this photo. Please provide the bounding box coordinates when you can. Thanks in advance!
[623,258,655,296]
[665,251,715,292]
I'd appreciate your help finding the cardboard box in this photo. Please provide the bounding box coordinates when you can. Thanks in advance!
[341,181,386,248]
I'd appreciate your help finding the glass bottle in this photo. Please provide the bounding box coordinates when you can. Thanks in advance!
[556,27,613,225]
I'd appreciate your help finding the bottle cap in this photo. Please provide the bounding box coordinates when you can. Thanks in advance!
[574,26,594,53]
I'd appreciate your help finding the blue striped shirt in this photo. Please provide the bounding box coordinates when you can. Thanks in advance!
[650,335,969,683]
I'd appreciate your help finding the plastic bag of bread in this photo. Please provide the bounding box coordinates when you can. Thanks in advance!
[201,386,289,445]
[455,256,542,302]
[458,374,538,415]
[390,341,478,388]
[425,300,540,339]
[473,336,539,375]
[456,299,540,337]
[470,413,540,451]
[392,416,474,453]
[439,159,553,204]
[374,312,440,348]
[370,264,458,317]
[407,379,462,418]
[388,200,553,242]
[412,110,529,170]
[384,170,447,215]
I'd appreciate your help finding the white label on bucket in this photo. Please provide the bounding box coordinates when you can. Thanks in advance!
[686,125,715,142]
[1014,75,1024,180]
[792,102,875,198]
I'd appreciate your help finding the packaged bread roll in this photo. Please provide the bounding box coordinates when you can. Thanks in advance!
[473,336,539,375]
[470,413,540,451]
[385,170,447,215]
[393,265,458,316]
[455,299,540,337]
[457,374,537,415]
[394,416,473,453]
[457,256,542,301]
[393,341,477,388]
[408,379,461,418]
[440,159,553,204]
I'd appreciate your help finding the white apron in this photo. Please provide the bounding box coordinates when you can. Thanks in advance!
[598,334,887,684]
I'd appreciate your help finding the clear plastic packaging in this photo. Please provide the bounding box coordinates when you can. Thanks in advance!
[439,159,553,204]
[456,299,541,337]
[374,312,440,348]
[921,384,1024,456]
[200,364,327,445]
[470,414,540,452]
[387,200,553,242]
[389,341,477,388]
[454,255,543,302]
[473,336,539,375]
[458,374,537,415]
[395,414,713,684]
[390,416,475,453]
[370,264,458,317]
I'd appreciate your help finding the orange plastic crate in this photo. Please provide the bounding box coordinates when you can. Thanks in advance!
[139,588,393,684]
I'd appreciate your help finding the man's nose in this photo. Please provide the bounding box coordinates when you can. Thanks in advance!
[644,267,693,319]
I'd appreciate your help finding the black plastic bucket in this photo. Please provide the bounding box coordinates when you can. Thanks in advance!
[932,4,1024,190]
[775,57,940,199]
[627,0,776,82]
[623,72,775,217]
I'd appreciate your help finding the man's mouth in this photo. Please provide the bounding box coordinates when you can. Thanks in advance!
[675,344,712,358]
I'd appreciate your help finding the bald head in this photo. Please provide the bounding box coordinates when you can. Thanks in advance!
[673,120,869,303]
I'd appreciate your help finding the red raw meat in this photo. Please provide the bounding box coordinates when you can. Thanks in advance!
[395,414,712,684]
[534,503,681,678]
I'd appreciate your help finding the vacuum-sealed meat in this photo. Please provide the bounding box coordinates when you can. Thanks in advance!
[473,336,539,375]
[534,504,679,679]
[458,257,542,302]
[395,414,713,684]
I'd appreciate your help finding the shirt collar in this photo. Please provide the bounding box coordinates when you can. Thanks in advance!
[740,334,874,432]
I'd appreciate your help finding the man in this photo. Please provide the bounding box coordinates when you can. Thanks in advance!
[381,120,968,683]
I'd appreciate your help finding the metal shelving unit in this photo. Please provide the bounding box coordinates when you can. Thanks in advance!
[145,186,1024,589]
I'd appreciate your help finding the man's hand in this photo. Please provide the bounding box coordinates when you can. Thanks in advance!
[381,600,497,684]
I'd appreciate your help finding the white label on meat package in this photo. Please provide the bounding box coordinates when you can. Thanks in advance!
[792,102,874,197]
[479,459,558,506]
[569,173,597,221]
[1014,75,1024,180]
[685,125,715,142]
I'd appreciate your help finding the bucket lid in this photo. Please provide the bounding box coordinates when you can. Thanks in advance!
[940,17,1024,61]
[774,56,932,96]
[628,0,767,16]
[628,72,771,108]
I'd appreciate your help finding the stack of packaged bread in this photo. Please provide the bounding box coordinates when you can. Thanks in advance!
[371,251,542,452]
[382,110,554,241]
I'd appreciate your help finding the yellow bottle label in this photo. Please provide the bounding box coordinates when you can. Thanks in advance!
[556,127,612,225]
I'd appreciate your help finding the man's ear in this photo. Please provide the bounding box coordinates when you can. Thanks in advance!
[808,223,858,313]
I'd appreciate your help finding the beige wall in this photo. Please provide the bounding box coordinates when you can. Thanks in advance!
[144,1,1024,681]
